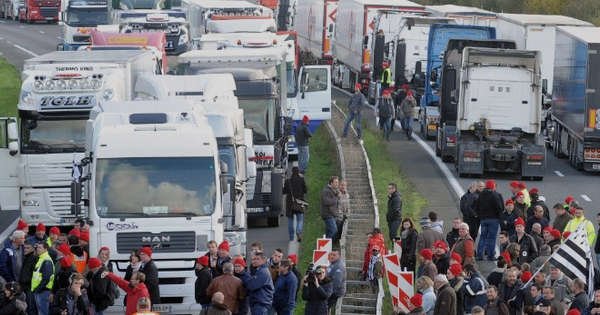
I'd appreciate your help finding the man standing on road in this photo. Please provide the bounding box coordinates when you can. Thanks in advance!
[0,230,25,283]
[386,183,402,243]
[564,202,596,246]
[460,181,482,242]
[474,180,503,261]
[342,83,367,139]
[283,166,307,242]
[296,115,312,174]
[31,242,54,315]
[552,203,572,233]
[400,91,417,140]
[320,176,340,239]
[206,262,246,315]
[242,252,274,315]
[138,246,160,306]
[378,90,395,141]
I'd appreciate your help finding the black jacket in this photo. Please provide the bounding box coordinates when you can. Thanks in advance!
[0,293,27,315]
[474,189,504,220]
[86,266,114,311]
[386,191,402,222]
[446,228,460,249]
[295,123,312,146]
[570,292,589,313]
[400,229,418,272]
[283,175,308,217]
[460,191,479,219]
[18,252,36,292]
[302,277,333,315]
[51,288,90,315]
[434,254,450,275]
[195,266,213,305]
[139,260,160,305]
[53,266,76,294]
[510,233,539,264]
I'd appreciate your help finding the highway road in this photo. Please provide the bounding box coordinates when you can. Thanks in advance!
[1,20,598,253]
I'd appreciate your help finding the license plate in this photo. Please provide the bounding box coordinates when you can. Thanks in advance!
[593,164,600,170]
[166,41,173,48]
[152,305,171,313]
[427,124,436,131]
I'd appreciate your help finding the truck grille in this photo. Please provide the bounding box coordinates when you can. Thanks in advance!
[47,187,72,215]
[116,231,196,254]
[27,160,74,187]
[40,7,58,18]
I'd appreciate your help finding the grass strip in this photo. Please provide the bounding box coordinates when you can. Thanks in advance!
[0,57,20,116]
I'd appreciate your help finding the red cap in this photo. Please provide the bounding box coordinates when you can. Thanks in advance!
[485,180,496,190]
[406,90,413,97]
[516,191,524,198]
[505,199,514,206]
[88,257,102,269]
[233,256,246,268]
[80,230,89,242]
[100,246,110,252]
[551,229,561,239]
[567,310,581,315]
[355,83,361,91]
[420,249,433,260]
[501,251,512,266]
[287,254,298,265]
[17,219,28,230]
[57,243,72,255]
[302,115,309,124]
[36,223,46,232]
[562,231,571,240]
[518,182,527,190]
[448,263,463,276]
[68,228,80,238]
[218,240,230,252]
[433,240,448,251]
[49,226,60,235]
[409,294,423,307]
[543,226,553,233]
[382,89,391,97]
[514,217,525,227]
[510,181,520,188]
[450,252,462,264]
[196,255,209,267]
[139,246,152,257]
[529,188,539,195]
[565,195,575,204]
[401,84,410,91]
[59,255,73,268]
[520,271,532,283]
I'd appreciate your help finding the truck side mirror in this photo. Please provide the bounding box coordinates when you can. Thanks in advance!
[430,69,438,83]
[542,78,548,95]
[220,161,228,175]
[112,0,119,9]
[71,181,82,205]
[415,61,422,74]
[220,176,228,194]
[7,121,18,156]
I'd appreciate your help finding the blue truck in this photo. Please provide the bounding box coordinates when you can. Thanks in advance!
[549,26,600,172]
[419,23,496,140]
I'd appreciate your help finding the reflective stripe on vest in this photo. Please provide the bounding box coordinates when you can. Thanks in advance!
[381,68,392,84]
[31,251,54,291]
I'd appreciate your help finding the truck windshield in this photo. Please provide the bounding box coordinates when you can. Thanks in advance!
[239,98,275,144]
[286,63,296,98]
[95,157,216,217]
[118,0,166,9]
[66,8,108,26]
[21,119,86,154]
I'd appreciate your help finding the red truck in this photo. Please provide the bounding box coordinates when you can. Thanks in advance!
[19,0,59,23]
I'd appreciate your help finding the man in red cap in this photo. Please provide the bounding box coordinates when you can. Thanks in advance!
[104,269,150,315]
[231,255,250,314]
[286,254,301,297]
[342,82,367,139]
[195,255,212,309]
[474,179,504,261]
[377,88,395,141]
[17,218,28,232]
[417,248,437,281]
[500,199,520,237]
[432,240,450,275]
[543,227,560,250]
[27,222,47,245]
[47,226,60,248]
[446,263,464,315]
[216,240,232,277]
[87,257,115,314]
[399,90,417,140]
[138,246,160,305]
[509,181,530,207]
[296,114,312,174]
[510,217,538,264]
[514,191,528,218]
[527,187,549,220]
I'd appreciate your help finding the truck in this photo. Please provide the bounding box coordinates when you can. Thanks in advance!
[294,0,338,65]
[133,73,252,255]
[59,0,111,50]
[425,4,497,27]
[177,47,330,226]
[454,47,544,179]
[496,14,592,105]
[435,39,516,162]
[0,50,158,224]
[419,23,495,140]
[71,100,225,314]
[19,0,59,23]
[117,10,190,55]
[548,26,600,172]
[331,0,426,91]
[182,0,275,39]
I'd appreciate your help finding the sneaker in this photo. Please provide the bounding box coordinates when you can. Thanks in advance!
[296,233,302,242]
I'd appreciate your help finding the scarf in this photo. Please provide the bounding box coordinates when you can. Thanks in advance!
[367,254,380,281]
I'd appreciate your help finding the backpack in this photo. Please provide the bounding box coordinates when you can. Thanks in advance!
[378,100,392,118]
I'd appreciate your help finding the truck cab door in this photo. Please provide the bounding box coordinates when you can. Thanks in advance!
[0,117,20,211]
[296,65,331,122]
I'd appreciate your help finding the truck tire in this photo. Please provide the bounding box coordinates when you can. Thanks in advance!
[435,144,441,157]
[267,216,280,227]
[442,155,453,163]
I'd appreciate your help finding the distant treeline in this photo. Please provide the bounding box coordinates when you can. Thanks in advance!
[416,0,600,25]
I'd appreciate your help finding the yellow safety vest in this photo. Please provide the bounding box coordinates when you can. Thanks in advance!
[46,237,53,248]
[564,216,596,246]
[31,251,55,291]
[381,68,392,85]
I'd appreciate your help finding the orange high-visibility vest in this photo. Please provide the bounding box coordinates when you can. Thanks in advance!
[71,251,88,273]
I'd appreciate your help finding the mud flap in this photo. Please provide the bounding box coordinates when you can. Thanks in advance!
[457,142,484,176]
[521,145,546,178]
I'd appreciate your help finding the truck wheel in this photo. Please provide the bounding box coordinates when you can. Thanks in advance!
[435,145,441,157]
[442,155,453,163]
[267,216,280,227]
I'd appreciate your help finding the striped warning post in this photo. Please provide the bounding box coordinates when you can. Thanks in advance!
[383,253,414,312]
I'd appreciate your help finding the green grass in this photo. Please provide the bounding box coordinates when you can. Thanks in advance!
[295,125,339,315]
[0,57,20,116]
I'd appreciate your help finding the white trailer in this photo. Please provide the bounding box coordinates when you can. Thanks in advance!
[294,0,338,63]
[496,13,592,101]
[73,100,224,314]
[0,50,158,225]
[331,0,426,90]
[425,4,496,27]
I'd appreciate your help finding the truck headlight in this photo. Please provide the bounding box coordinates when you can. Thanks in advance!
[22,199,40,207]
[56,79,67,90]
[34,79,44,90]
[45,80,56,90]
[90,78,102,89]
[102,88,114,101]
[69,79,79,89]
[20,91,34,106]
[178,33,188,45]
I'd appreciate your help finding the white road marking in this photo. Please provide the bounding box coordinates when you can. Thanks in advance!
[0,20,5,24]
[39,30,45,34]
[581,194,592,202]
[554,170,565,177]
[12,44,39,57]
[56,36,62,40]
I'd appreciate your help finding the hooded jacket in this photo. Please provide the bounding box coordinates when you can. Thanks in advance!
[434,283,457,315]
[138,259,160,305]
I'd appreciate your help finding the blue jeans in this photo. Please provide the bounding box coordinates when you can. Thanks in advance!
[298,146,309,173]
[34,290,50,315]
[342,111,362,138]
[324,217,338,239]
[94,306,104,315]
[382,117,392,140]
[401,116,412,137]
[477,218,499,259]
[288,212,304,241]
[251,304,270,315]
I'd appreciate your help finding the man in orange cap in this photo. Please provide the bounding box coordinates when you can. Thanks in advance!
[342,83,367,139]
[510,217,538,264]
[296,115,312,174]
